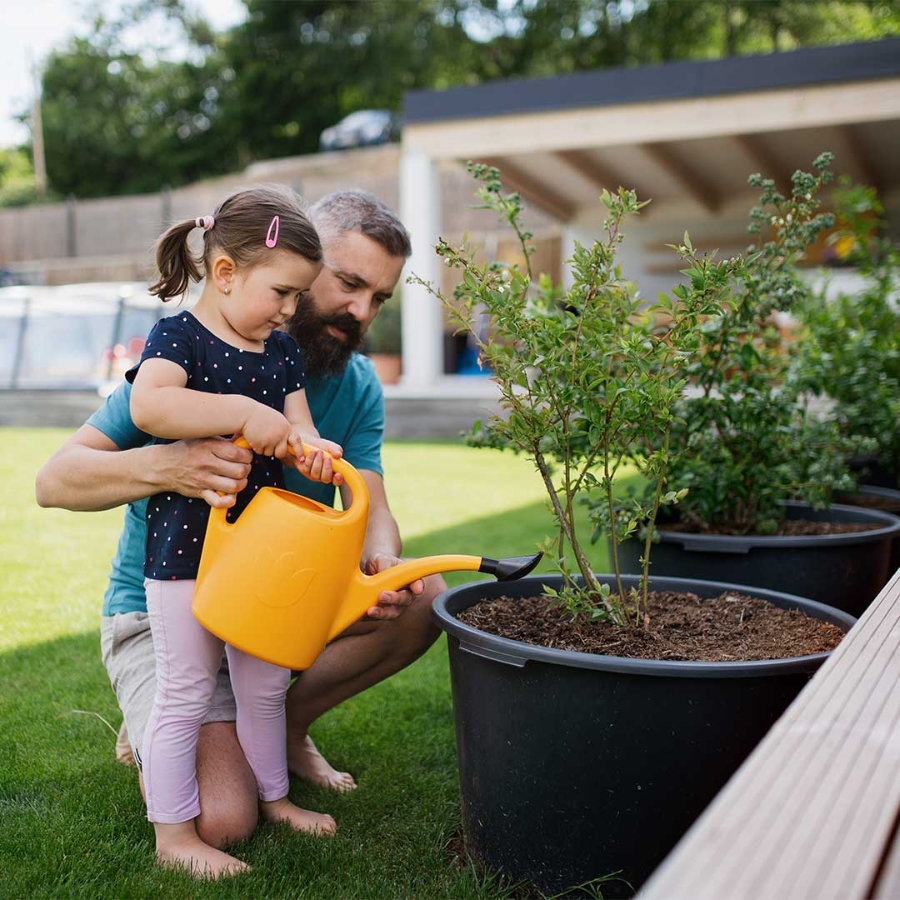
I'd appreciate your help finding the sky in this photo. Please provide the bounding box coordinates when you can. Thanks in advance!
[0,0,247,149]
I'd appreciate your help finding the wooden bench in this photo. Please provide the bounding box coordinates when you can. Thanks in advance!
[640,567,900,899]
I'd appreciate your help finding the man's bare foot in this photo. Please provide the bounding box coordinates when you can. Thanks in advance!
[260,797,337,835]
[287,734,356,792]
[155,822,249,879]
[116,722,136,767]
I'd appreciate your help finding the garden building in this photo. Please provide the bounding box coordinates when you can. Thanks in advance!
[400,36,900,390]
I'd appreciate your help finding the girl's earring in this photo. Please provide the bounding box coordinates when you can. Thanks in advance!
[224,286,232,295]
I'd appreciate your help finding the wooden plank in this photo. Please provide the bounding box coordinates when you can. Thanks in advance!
[839,124,883,195]
[555,149,627,193]
[730,133,792,195]
[475,157,575,222]
[640,568,900,900]
[640,143,720,213]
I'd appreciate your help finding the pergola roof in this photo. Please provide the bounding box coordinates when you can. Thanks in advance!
[402,38,900,221]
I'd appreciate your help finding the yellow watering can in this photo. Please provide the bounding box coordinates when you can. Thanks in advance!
[192,439,542,670]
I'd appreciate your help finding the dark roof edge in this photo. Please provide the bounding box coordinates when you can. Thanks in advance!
[403,37,900,125]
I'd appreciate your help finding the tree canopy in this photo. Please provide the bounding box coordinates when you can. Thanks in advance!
[11,0,900,201]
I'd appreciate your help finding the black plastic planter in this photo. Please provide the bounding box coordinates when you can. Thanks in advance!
[433,574,855,897]
[841,485,900,578]
[849,455,899,490]
[618,501,900,619]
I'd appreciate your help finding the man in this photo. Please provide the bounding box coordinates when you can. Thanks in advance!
[35,189,445,848]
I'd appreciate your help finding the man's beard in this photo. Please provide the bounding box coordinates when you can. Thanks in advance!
[287,302,364,378]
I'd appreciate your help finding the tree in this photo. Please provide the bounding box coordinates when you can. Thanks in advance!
[220,0,478,161]
[39,6,236,198]
[0,147,42,208]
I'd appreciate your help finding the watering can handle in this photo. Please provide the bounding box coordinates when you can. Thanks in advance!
[230,435,369,519]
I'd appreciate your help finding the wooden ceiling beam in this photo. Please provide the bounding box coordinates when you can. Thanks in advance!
[478,156,576,222]
[642,142,719,213]
[554,149,625,193]
[731,134,792,195]
[839,125,882,193]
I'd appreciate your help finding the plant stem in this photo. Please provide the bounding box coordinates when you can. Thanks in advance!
[532,444,609,615]
[640,428,671,619]
[603,433,625,619]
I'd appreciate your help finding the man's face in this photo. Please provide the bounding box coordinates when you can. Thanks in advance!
[288,230,405,377]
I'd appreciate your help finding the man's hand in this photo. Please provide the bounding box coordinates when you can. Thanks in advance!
[163,437,253,508]
[362,554,425,620]
[35,424,255,512]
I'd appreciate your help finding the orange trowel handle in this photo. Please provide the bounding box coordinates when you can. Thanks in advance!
[230,434,369,517]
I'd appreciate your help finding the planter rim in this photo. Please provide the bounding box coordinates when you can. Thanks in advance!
[657,500,900,553]
[433,573,856,678]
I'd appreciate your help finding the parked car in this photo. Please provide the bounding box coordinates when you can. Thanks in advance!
[319,109,400,152]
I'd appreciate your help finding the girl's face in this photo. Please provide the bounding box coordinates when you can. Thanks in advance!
[221,250,322,346]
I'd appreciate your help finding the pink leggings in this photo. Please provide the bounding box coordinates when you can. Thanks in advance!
[143,578,290,824]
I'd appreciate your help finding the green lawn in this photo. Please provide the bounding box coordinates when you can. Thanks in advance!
[0,429,613,899]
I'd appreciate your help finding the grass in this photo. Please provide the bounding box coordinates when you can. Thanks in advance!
[0,429,614,899]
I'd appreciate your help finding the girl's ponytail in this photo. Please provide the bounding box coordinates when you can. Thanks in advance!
[149,186,319,300]
[149,219,205,301]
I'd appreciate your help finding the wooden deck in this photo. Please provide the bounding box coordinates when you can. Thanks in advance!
[640,567,900,899]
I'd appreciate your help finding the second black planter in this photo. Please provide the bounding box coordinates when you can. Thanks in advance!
[434,574,855,897]
[618,501,900,618]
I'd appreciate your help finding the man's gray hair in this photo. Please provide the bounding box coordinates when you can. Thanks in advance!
[309,189,412,259]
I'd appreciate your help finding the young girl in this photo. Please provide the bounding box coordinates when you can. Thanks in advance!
[128,185,342,879]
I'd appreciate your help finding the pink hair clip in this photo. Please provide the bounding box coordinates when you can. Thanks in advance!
[195,215,215,231]
[265,215,280,248]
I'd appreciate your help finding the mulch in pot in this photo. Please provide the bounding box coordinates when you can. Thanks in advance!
[837,492,900,514]
[660,520,874,536]
[457,590,845,662]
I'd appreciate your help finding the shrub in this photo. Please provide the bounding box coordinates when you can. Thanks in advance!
[791,180,900,486]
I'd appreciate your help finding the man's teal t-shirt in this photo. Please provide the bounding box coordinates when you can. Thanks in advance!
[92,352,385,616]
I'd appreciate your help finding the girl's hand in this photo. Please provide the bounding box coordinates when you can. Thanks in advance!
[289,432,344,486]
[240,403,293,458]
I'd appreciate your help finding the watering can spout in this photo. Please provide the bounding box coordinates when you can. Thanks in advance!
[479,553,544,581]
[333,551,544,639]
[355,551,543,601]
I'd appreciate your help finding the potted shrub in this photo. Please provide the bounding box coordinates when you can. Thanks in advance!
[412,163,855,896]
[617,155,900,618]
[791,179,900,482]
[363,294,402,384]
[792,180,900,577]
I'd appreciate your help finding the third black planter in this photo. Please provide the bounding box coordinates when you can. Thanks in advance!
[849,455,900,491]
[434,574,855,897]
[839,485,900,580]
[618,500,900,619]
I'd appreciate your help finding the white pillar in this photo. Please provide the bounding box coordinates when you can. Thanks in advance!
[399,147,443,388]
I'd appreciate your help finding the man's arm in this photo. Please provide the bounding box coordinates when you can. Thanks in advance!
[340,470,424,620]
[35,423,253,512]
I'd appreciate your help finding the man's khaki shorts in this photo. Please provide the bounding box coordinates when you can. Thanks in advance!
[100,612,237,768]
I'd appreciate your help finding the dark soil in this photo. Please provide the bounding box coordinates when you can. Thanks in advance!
[457,591,846,662]
[661,519,875,536]
[837,492,900,514]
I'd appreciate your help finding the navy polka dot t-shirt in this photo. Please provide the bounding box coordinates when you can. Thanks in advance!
[127,312,306,580]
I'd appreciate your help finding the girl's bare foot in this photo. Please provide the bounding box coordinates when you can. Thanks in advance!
[287,734,357,792]
[154,821,249,879]
[116,722,136,767]
[260,797,337,835]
